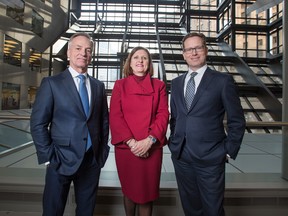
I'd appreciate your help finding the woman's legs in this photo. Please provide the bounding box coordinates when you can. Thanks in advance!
[138,201,153,216]
[124,196,136,216]
[123,196,153,216]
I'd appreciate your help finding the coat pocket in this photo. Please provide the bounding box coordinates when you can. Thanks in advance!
[52,137,70,146]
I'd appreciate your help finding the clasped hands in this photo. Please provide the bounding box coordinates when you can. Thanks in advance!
[127,137,153,158]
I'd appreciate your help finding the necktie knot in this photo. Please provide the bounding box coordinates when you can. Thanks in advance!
[78,74,86,82]
[190,72,198,79]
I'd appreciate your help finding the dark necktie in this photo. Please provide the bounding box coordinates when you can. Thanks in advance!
[185,72,198,110]
[78,75,92,150]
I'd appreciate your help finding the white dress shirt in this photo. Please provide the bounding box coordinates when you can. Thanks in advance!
[183,65,207,96]
[69,67,91,105]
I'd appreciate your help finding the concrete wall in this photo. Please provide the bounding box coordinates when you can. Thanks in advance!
[0,0,69,110]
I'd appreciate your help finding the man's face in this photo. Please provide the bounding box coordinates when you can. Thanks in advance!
[182,36,208,71]
[67,36,92,73]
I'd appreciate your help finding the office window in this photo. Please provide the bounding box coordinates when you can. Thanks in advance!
[29,48,42,72]
[6,0,25,25]
[3,35,22,67]
[1,82,20,110]
[32,9,44,37]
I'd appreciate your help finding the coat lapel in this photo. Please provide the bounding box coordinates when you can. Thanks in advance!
[181,73,188,109]
[61,69,86,117]
[88,76,98,118]
[127,74,154,95]
[189,68,215,112]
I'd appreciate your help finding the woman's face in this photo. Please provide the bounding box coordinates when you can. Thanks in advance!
[130,49,149,76]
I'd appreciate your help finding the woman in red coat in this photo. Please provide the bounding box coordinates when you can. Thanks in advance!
[109,46,169,216]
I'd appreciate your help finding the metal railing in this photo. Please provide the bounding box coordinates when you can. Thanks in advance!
[1,115,288,127]
[0,115,30,120]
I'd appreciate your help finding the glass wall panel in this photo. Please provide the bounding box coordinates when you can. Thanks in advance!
[3,35,22,67]
[218,6,231,32]
[190,0,217,10]
[190,17,217,37]
[29,48,42,72]
[269,30,279,55]
[269,2,283,23]
[6,0,24,25]
[1,82,20,110]
[32,9,44,37]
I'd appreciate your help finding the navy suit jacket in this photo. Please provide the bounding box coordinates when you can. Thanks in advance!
[169,67,245,165]
[30,69,109,175]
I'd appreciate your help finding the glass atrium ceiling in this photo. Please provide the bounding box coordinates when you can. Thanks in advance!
[50,0,283,134]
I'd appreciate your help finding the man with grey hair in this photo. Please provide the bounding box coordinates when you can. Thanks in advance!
[30,33,109,215]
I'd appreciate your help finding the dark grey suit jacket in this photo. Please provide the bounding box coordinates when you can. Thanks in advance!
[30,69,109,175]
[169,67,245,165]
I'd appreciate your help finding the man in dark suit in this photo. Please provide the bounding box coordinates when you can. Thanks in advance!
[30,32,110,216]
[169,32,246,216]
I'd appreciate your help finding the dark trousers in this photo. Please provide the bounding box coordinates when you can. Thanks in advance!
[42,149,101,216]
[172,156,226,216]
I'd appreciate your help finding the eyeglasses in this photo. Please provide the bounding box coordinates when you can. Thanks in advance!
[183,46,205,53]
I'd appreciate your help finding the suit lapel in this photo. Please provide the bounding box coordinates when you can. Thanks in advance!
[181,73,188,109]
[61,69,86,117]
[189,68,215,111]
[88,76,98,118]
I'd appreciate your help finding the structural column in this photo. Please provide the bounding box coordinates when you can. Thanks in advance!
[282,0,288,180]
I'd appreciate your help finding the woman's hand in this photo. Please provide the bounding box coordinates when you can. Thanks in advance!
[130,137,152,157]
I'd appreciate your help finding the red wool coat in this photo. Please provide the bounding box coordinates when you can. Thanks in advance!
[109,74,169,203]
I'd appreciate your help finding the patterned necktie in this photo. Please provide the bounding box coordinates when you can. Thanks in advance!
[78,74,92,150]
[185,72,198,110]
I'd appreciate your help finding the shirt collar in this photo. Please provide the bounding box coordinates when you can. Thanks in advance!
[188,64,207,76]
[68,66,88,78]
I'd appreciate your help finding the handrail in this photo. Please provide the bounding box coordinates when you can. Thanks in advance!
[1,115,288,127]
[0,141,34,158]
[0,115,30,120]
[245,121,288,127]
